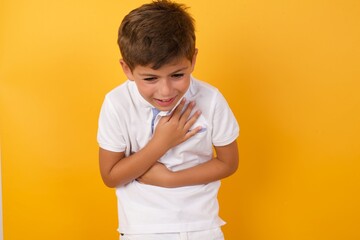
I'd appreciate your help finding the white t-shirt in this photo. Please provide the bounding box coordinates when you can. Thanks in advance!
[97,77,239,234]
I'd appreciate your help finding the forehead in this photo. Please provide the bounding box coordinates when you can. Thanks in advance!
[133,57,191,75]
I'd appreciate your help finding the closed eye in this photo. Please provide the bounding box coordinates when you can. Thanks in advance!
[143,77,157,81]
[171,73,184,79]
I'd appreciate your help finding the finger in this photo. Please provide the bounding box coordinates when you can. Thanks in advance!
[183,125,202,141]
[157,114,171,124]
[170,98,186,120]
[183,110,202,130]
[179,101,195,125]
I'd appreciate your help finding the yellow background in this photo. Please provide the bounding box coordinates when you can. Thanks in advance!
[1,0,359,239]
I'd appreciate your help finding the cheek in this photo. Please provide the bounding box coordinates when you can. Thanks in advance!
[137,83,155,98]
[177,79,191,92]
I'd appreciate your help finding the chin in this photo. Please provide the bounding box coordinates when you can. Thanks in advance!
[156,106,174,112]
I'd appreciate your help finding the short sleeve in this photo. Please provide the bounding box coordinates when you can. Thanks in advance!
[211,91,240,146]
[97,96,127,152]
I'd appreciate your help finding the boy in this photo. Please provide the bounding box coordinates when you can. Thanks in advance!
[97,1,239,239]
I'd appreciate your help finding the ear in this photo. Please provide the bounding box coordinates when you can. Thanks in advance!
[190,48,198,72]
[119,59,135,80]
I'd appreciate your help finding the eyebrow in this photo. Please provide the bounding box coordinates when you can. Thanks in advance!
[138,66,189,77]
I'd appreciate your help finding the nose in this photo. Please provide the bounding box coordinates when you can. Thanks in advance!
[159,79,172,97]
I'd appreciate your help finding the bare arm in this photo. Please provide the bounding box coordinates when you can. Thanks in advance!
[99,140,166,188]
[99,100,202,188]
[137,140,239,187]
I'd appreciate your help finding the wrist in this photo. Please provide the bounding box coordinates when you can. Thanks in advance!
[148,137,170,156]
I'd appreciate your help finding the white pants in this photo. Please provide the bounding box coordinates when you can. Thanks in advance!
[120,227,224,240]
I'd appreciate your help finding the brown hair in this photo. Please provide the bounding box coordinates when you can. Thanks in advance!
[118,0,196,70]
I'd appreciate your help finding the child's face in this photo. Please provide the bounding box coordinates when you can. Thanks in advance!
[121,54,197,111]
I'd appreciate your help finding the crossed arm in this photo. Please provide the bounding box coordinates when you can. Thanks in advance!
[136,141,238,188]
[99,99,239,188]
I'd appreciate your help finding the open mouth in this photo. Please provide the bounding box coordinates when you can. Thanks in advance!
[154,97,176,107]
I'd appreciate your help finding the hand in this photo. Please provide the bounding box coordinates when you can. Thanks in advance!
[137,162,172,187]
[152,99,202,151]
